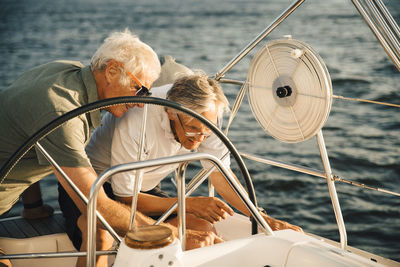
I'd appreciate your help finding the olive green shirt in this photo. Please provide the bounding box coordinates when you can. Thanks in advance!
[0,60,101,214]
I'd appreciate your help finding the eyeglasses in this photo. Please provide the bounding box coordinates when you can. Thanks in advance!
[117,62,152,96]
[176,114,212,137]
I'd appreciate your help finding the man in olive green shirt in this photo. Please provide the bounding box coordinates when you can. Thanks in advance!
[0,30,160,217]
[0,60,102,213]
[0,29,223,267]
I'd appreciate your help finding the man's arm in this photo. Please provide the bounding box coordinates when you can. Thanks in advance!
[116,193,233,223]
[210,169,303,232]
[54,165,153,236]
[54,166,223,248]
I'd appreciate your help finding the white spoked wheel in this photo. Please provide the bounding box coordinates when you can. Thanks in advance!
[247,38,333,143]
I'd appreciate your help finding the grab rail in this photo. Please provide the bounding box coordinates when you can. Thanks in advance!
[214,0,305,80]
[86,152,274,267]
[35,142,121,243]
[351,0,400,71]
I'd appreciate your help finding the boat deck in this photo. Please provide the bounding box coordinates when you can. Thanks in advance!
[0,211,66,238]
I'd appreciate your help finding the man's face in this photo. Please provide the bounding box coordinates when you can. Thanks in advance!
[102,61,153,118]
[169,103,218,150]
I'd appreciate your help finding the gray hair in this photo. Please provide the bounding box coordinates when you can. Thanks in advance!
[91,28,161,86]
[166,73,230,118]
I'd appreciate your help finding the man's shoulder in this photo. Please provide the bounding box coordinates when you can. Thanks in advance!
[26,60,84,74]
[151,84,172,98]
[43,60,84,68]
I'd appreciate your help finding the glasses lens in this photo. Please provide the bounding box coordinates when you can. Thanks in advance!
[186,132,211,137]
[177,115,212,137]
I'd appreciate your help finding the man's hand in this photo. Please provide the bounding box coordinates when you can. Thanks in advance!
[185,229,224,250]
[262,213,303,233]
[186,196,234,223]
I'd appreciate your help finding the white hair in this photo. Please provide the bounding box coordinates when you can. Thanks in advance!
[91,28,161,86]
[166,73,230,119]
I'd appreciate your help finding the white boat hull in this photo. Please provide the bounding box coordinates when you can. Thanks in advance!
[2,213,398,267]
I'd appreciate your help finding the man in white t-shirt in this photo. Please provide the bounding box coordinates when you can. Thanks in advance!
[60,74,303,257]
[86,75,235,230]
[86,74,303,231]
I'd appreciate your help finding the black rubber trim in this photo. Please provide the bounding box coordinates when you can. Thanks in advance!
[0,96,258,234]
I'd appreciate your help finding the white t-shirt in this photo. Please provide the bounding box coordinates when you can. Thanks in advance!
[86,84,230,197]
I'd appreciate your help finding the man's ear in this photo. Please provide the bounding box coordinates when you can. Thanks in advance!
[105,60,121,83]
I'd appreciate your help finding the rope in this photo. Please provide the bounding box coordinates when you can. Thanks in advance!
[265,44,281,85]
[333,94,400,108]
[247,39,332,143]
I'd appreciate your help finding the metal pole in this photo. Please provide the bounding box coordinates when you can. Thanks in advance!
[155,152,229,225]
[316,131,347,249]
[35,142,87,204]
[129,104,148,230]
[240,152,327,179]
[0,250,116,260]
[208,179,215,197]
[35,142,121,244]
[241,151,400,197]
[351,0,400,70]
[374,0,400,39]
[217,164,274,235]
[87,152,274,266]
[365,0,400,55]
[155,168,212,225]
[176,162,188,251]
[214,0,305,80]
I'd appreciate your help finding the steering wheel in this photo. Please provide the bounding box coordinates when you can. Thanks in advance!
[0,96,259,234]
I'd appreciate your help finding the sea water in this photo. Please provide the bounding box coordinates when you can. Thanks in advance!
[0,0,399,261]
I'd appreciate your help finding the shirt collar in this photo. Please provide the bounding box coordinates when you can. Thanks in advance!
[159,108,181,147]
[81,66,101,128]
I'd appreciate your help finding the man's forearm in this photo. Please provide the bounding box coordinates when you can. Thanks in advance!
[116,193,178,216]
[54,166,157,236]
[103,193,180,237]
[210,170,251,217]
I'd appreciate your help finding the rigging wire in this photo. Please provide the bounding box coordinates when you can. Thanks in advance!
[219,77,399,198]
[240,152,400,198]
[333,175,400,197]
[220,78,400,109]
[333,94,400,108]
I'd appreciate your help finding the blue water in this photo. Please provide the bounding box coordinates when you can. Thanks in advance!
[1,0,399,262]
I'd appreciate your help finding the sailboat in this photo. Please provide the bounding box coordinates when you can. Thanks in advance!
[0,0,399,266]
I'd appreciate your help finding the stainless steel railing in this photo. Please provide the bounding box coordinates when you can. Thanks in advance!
[86,152,274,267]
[352,0,400,71]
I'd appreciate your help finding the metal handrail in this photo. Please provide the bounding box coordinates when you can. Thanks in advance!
[351,0,400,71]
[128,105,148,231]
[0,250,116,260]
[35,142,121,243]
[214,0,305,80]
[316,131,347,249]
[86,152,274,267]
[176,162,189,251]
[155,152,229,225]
